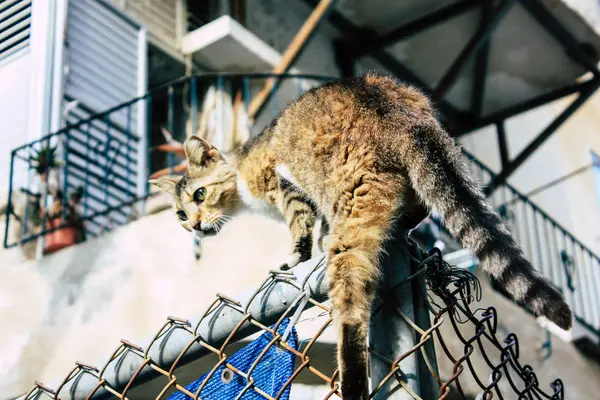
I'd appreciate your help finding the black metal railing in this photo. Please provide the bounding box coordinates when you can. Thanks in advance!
[4,98,145,254]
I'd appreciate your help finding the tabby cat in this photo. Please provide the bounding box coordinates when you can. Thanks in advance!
[150,72,572,400]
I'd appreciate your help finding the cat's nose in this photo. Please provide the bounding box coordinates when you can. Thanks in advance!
[193,222,202,231]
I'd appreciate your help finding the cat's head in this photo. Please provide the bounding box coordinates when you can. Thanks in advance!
[149,136,239,234]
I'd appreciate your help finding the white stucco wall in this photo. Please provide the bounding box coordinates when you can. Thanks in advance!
[0,205,299,398]
[0,53,32,205]
[0,0,66,208]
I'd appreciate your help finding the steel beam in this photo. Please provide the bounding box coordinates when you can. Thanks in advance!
[496,121,509,169]
[432,0,515,101]
[460,79,596,134]
[356,0,481,57]
[301,0,468,126]
[485,79,600,195]
[334,39,355,78]
[471,0,493,117]
[520,0,600,79]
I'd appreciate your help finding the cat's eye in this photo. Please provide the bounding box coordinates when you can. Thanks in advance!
[176,210,188,221]
[194,187,206,203]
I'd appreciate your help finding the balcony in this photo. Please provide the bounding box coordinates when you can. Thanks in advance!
[3,73,330,257]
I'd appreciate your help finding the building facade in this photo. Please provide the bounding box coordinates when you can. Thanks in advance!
[2,0,600,398]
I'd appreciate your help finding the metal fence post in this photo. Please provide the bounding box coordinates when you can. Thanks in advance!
[413,271,440,400]
[369,229,439,399]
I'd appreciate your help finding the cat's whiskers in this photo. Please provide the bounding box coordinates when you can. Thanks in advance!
[219,214,234,222]
[216,215,229,233]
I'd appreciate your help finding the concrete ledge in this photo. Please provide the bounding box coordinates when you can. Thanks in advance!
[182,15,300,73]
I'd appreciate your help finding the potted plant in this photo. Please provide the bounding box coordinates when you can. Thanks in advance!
[28,144,84,255]
[42,187,86,254]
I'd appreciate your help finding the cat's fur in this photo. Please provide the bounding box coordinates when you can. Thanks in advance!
[150,72,572,400]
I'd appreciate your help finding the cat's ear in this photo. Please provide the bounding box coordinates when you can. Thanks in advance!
[148,176,180,196]
[184,135,222,168]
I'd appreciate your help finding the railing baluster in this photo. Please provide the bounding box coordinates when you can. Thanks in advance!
[103,115,113,232]
[36,138,52,259]
[489,174,498,209]
[145,94,153,195]
[531,208,546,276]
[560,231,573,291]
[83,122,92,219]
[61,130,70,224]
[21,157,32,240]
[510,189,521,246]
[567,236,583,317]
[191,77,198,137]
[551,222,572,306]
[582,249,600,329]
[243,77,250,111]
[126,105,132,198]
[521,201,533,260]
[167,85,175,173]
[542,216,558,286]
[574,243,591,323]
[3,150,16,249]
[589,255,600,330]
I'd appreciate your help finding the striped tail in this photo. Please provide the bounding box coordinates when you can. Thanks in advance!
[402,119,572,330]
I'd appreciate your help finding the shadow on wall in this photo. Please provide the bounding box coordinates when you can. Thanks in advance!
[15,230,132,390]
[1,207,300,397]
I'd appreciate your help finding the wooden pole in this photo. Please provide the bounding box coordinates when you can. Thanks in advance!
[248,0,336,119]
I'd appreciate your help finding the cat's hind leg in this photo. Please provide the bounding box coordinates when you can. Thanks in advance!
[327,175,401,400]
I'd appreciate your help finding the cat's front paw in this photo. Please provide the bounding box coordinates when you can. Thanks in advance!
[279,253,301,271]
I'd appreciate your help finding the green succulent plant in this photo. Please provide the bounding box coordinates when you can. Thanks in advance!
[28,144,64,175]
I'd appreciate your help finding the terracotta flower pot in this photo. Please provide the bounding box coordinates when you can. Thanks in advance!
[44,218,79,255]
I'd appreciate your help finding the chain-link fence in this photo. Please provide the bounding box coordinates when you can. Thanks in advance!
[20,234,565,400]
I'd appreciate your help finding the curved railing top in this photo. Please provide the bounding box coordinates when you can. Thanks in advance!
[10,73,335,154]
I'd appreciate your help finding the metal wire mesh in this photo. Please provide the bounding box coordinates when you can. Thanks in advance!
[21,238,565,400]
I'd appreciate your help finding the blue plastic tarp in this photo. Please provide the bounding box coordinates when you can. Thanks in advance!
[168,318,298,400]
